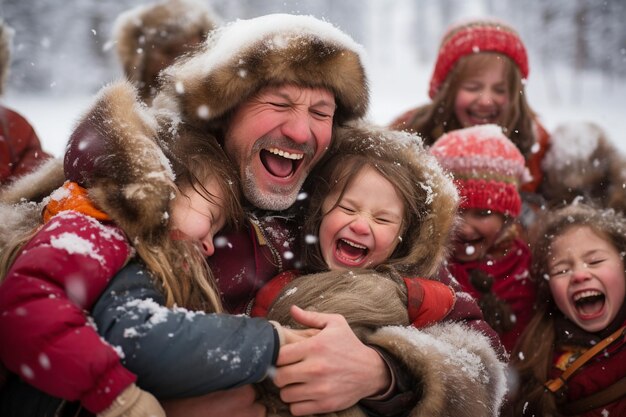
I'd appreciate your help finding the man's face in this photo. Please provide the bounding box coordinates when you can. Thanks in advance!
[224,85,336,210]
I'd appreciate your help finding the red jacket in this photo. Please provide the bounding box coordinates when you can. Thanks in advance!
[0,105,51,183]
[0,210,135,413]
[251,270,456,329]
[447,236,535,353]
[548,315,626,416]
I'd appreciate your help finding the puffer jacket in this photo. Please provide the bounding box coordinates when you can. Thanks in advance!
[0,208,136,415]
[0,104,51,184]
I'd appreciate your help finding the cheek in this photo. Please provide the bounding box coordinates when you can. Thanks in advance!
[549,279,570,312]
[312,122,333,154]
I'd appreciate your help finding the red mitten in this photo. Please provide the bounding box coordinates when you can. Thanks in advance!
[403,277,455,328]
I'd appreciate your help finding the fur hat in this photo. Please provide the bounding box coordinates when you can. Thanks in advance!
[113,0,219,84]
[541,121,626,213]
[430,124,526,218]
[0,19,14,96]
[311,123,459,277]
[153,13,368,129]
[429,18,529,98]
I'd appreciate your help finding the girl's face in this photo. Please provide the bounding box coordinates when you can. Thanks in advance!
[318,165,404,270]
[170,176,225,256]
[453,209,506,262]
[548,226,626,333]
[454,57,510,128]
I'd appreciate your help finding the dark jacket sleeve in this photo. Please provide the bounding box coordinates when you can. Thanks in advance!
[92,260,278,399]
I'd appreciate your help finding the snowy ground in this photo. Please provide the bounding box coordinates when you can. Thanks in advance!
[5,57,626,158]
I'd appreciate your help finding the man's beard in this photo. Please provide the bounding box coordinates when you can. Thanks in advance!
[241,164,307,211]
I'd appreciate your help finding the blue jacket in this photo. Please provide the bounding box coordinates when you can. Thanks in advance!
[92,260,279,399]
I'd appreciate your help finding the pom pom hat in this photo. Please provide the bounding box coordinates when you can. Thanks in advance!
[428,18,529,98]
[430,124,526,217]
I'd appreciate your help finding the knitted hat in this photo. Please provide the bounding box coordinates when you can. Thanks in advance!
[154,13,368,128]
[428,18,529,99]
[430,124,525,217]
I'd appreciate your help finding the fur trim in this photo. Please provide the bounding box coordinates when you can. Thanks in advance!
[64,80,175,242]
[0,200,44,257]
[155,14,368,129]
[366,323,507,417]
[325,124,459,277]
[113,0,218,84]
[541,121,626,213]
[0,157,64,204]
[0,19,14,96]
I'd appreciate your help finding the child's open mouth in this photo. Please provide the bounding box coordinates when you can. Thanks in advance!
[573,289,606,318]
[335,238,368,265]
[260,148,304,178]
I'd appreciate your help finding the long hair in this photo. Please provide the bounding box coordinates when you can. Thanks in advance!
[508,202,626,416]
[138,129,243,312]
[406,53,536,157]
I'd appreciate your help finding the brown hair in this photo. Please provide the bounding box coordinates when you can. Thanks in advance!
[508,202,626,415]
[301,124,457,277]
[406,53,536,157]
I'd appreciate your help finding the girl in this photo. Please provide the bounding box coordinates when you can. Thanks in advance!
[508,203,626,416]
[390,18,550,195]
[251,124,509,417]
[0,81,289,417]
[430,124,537,353]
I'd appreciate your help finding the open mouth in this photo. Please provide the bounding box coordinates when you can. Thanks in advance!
[260,147,304,178]
[572,289,605,317]
[335,238,369,265]
[467,109,498,124]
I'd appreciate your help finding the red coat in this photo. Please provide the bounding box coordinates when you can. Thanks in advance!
[0,210,135,413]
[548,316,626,416]
[0,105,51,183]
[447,237,535,352]
[251,270,456,329]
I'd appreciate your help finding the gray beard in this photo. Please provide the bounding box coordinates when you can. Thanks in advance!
[241,164,304,211]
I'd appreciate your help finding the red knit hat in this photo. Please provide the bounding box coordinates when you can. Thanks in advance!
[428,18,529,99]
[430,124,526,217]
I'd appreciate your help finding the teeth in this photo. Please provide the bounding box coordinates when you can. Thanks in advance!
[573,290,602,302]
[267,148,304,160]
[341,239,367,250]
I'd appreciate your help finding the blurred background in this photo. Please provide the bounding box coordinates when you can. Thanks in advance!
[1,0,625,155]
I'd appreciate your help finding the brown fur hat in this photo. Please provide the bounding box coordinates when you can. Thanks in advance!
[64,80,176,242]
[113,0,219,84]
[0,19,13,96]
[153,13,368,129]
[540,121,626,213]
[304,123,459,277]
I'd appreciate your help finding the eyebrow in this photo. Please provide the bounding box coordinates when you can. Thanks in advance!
[271,89,336,109]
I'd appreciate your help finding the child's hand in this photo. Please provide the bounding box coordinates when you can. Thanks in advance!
[270,320,320,346]
[96,383,165,417]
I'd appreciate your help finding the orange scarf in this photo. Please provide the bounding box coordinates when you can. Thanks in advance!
[43,182,110,222]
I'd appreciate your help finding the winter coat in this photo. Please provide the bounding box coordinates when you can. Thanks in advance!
[250,270,456,329]
[547,313,626,416]
[0,104,51,184]
[0,208,136,416]
[90,259,278,399]
[447,235,535,353]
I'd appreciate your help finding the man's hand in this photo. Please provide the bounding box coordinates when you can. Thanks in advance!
[273,305,391,416]
[161,385,266,417]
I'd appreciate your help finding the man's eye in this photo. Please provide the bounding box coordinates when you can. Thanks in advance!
[268,102,289,108]
[311,110,331,119]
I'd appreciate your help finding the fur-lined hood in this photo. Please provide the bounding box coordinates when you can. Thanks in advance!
[309,123,459,277]
[153,13,368,130]
[113,0,219,85]
[0,19,13,96]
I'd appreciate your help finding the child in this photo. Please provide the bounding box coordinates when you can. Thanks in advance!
[113,0,219,104]
[390,18,550,195]
[508,202,626,416]
[0,81,288,417]
[430,124,536,353]
[251,124,509,417]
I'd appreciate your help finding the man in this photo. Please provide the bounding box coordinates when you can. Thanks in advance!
[62,14,506,417]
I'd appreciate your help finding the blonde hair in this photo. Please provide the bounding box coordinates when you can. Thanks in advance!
[406,53,536,157]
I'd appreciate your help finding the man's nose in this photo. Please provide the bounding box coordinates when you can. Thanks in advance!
[281,111,313,144]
